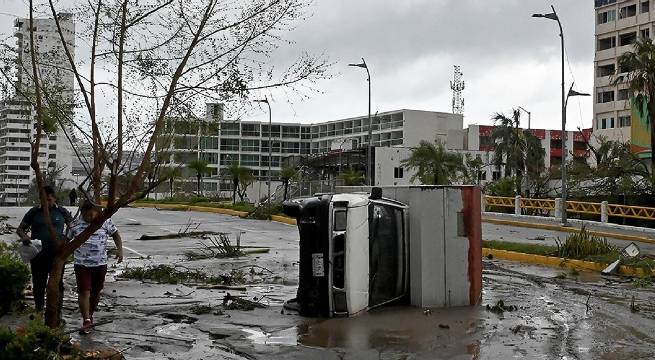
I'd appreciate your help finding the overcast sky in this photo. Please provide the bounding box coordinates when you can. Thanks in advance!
[0,0,595,131]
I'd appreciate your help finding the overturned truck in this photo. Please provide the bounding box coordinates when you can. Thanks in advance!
[283,186,482,317]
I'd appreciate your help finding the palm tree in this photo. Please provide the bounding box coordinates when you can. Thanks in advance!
[160,167,182,199]
[225,164,242,204]
[491,110,524,178]
[187,159,210,196]
[401,139,463,185]
[339,167,365,186]
[279,166,298,201]
[616,37,655,192]
[224,164,254,203]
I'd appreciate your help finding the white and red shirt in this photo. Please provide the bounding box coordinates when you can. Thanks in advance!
[67,218,118,267]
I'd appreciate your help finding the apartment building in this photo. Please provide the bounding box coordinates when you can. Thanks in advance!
[159,105,463,194]
[0,15,76,205]
[594,0,654,143]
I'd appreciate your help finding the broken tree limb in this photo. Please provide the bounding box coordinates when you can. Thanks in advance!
[196,284,247,291]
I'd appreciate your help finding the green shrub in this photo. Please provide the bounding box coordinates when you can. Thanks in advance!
[248,203,283,220]
[0,250,30,315]
[0,320,79,360]
[556,226,619,260]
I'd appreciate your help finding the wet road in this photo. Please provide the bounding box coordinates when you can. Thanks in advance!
[2,207,655,359]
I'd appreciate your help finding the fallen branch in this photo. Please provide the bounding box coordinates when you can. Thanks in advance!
[196,284,247,291]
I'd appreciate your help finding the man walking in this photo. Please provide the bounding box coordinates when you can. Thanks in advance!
[16,185,72,312]
[67,200,123,334]
[68,189,77,206]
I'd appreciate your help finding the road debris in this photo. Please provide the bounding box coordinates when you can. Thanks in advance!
[118,264,246,286]
[223,293,267,311]
[485,300,518,314]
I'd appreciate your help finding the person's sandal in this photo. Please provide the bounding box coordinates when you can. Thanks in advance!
[79,318,92,335]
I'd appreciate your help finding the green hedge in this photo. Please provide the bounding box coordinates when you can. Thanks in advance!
[0,244,30,315]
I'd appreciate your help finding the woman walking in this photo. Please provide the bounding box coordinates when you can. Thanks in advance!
[67,200,123,334]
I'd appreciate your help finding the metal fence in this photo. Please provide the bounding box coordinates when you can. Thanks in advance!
[484,195,655,222]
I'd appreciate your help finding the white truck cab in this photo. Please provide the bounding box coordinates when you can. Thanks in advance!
[284,189,409,317]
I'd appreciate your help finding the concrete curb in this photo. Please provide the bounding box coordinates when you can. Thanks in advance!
[133,202,249,218]
[483,248,652,277]
[270,215,297,225]
[483,217,655,245]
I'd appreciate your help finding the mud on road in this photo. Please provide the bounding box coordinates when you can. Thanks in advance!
[1,207,655,359]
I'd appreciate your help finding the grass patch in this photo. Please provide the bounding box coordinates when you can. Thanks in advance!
[483,240,557,257]
[119,265,246,286]
[555,226,618,259]
[136,198,256,213]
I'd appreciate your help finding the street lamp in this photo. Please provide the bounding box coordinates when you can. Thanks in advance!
[517,106,531,130]
[559,83,590,224]
[254,97,272,205]
[348,58,373,186]
[533,6,568,225]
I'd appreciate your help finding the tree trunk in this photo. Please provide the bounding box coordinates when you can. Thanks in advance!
[44,256,66,328]
[283,181,288,201]
[232,179,238,204]
[197,173,201,196]
[649,100,655,201]
[169,178,174,198]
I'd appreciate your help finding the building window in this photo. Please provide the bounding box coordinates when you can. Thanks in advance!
[619,32,637,46]
[597,63,616,77]
[641,28,650,39]
[393,167,404,179]
[597,117,613,130]
[48,154,56,159]
[617,88,630,100]
[597,9,617,24]
[598,36,616,50]
[619,4,637,18]
[619,115,632,127]
[48,144,56,150]
[596,0,617,7]
[597,90,615,103]
[642,1,650,13]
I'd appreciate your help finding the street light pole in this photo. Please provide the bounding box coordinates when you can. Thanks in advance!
[533,6,567,225]
[254,97,272,205]
[349,58,372,186]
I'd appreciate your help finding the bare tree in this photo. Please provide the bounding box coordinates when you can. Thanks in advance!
[1,0,329,327]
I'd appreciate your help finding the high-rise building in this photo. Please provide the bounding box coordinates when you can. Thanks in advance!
[593,0,653,143]
[0,14,76,205]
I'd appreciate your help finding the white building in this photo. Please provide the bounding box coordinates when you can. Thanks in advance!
[0,15,76,205]
[593,0,654,142]
[158,107,462,199]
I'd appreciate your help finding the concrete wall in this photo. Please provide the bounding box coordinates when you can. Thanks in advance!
[402,111,463,148]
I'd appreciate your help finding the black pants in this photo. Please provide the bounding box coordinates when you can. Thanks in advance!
[30,254,64,312]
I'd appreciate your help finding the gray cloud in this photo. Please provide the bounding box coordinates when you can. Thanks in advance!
[0,0,595,132]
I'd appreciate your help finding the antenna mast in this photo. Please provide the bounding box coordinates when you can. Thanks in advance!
[450,65,465,115]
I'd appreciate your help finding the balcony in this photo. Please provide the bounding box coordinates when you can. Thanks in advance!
[550,148,563,158]
[573,149,589,158]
